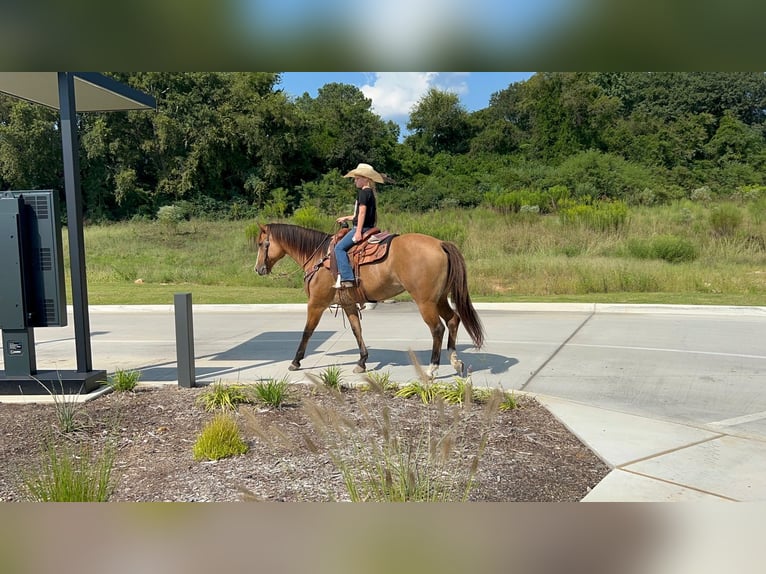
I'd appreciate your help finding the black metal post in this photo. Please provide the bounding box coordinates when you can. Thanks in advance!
[174,293,196,388]
[57,72,93,373]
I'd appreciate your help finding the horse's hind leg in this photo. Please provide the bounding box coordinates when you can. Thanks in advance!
[290,303,325,370]
[415,301,446,377]
[343,304,368,373]
[438,299,465,376]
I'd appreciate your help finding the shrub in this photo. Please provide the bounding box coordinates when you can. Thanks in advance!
[627,235,699,263]
[291,205,326,230]
[193,413,249,461]
[748,197,766,225]
[559,200,629,232]
[709,204,743,236]
[156,204,187,226]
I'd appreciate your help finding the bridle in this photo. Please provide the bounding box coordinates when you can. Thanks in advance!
[257,233,271,274]
[256,228,332,279]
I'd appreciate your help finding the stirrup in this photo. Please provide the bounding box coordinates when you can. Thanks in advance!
[333,275,342,289]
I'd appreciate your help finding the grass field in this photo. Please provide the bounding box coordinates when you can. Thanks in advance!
[69,201,766,306]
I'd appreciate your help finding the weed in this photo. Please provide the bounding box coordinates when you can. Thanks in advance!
[251,376,291,409]
[24,439,115,502]
[109,368,141,392]
[196,381,251,411]
[193,413,249,461]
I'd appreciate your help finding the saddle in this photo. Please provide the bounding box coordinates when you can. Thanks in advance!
[323,227,397,306]
[326,227,397,276]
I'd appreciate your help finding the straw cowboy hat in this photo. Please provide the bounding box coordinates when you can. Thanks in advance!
[343,163,385,184]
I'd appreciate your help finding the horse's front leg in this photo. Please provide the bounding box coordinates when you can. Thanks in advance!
[290,303,325,371]
[343,305,368,373]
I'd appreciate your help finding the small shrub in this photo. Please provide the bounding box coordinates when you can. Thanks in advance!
[291,205,325,230]
[156,204,187,226]
[690,186,713,203]
[559,200,629,232]
[251,377,291,408]
[109,368,140,392]
[193,413,249,461]
[24,440,115,502]
[627,235,698,263]
[196,381,251,411]
[709,204,743,236]
[748,197,766,226]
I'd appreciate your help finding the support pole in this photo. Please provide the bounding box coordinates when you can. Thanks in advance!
[58,72,93,373]
[174,293,196,388]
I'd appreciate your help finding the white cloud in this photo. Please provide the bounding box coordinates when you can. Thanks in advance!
[360,72,470,124]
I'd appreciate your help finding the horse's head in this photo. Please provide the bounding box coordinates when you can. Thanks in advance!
[254,224,285,275]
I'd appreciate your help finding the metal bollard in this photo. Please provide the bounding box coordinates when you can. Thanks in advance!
[174,292,196,388]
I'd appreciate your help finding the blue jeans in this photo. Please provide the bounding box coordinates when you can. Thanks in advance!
[335,226,369,281]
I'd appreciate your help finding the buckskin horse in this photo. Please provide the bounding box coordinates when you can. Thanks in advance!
[253,223,484,376]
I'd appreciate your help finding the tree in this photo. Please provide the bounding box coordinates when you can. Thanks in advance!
[405,88,472,155]
[0,97,61,192]
[296,83,398,176]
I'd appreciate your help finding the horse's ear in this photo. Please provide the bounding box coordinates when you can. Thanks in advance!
[258,223,267,232]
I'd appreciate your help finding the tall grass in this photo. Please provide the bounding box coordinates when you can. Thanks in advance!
[24,440,115,502]
[304,387,500,502]
[70,200,766,305]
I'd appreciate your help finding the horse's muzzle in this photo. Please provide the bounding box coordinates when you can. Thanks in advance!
[255,264,269,276]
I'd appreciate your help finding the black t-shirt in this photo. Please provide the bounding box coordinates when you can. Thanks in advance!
[353,186,377,228]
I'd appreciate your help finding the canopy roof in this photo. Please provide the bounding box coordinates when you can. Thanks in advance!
[0,72,155,112]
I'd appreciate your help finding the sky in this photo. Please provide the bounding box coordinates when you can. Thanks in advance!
[278,72,534,134]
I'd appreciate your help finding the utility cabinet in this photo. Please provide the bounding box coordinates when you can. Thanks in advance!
[1,190,77,390]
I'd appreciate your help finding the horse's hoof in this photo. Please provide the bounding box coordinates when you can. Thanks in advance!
[288,363,300,371]
[426,364,439,378]
[353,365,365,374]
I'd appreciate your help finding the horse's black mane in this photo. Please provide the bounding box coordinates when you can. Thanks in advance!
[268,223,330,261]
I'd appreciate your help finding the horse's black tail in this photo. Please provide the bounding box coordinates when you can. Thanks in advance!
[442,242,485,349]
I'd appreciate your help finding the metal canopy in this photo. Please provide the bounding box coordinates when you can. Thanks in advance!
[0,72,155,111]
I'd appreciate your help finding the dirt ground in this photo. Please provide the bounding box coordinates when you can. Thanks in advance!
[0,383,610,502]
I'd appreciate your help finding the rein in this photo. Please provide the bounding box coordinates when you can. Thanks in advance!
[261,231,330,281]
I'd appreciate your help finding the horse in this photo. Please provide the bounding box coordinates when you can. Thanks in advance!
[253,223,485,376]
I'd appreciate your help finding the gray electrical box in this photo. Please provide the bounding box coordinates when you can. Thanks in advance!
[0,190,67,328]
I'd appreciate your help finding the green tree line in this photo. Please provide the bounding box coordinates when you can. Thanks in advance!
[1,72,765,221]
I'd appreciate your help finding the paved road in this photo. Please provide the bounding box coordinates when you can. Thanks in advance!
[3,301,766,501]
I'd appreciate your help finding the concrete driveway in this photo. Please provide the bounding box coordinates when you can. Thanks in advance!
[3,301,766,501]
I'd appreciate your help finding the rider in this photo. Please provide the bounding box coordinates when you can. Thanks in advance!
[334,162,384,289]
